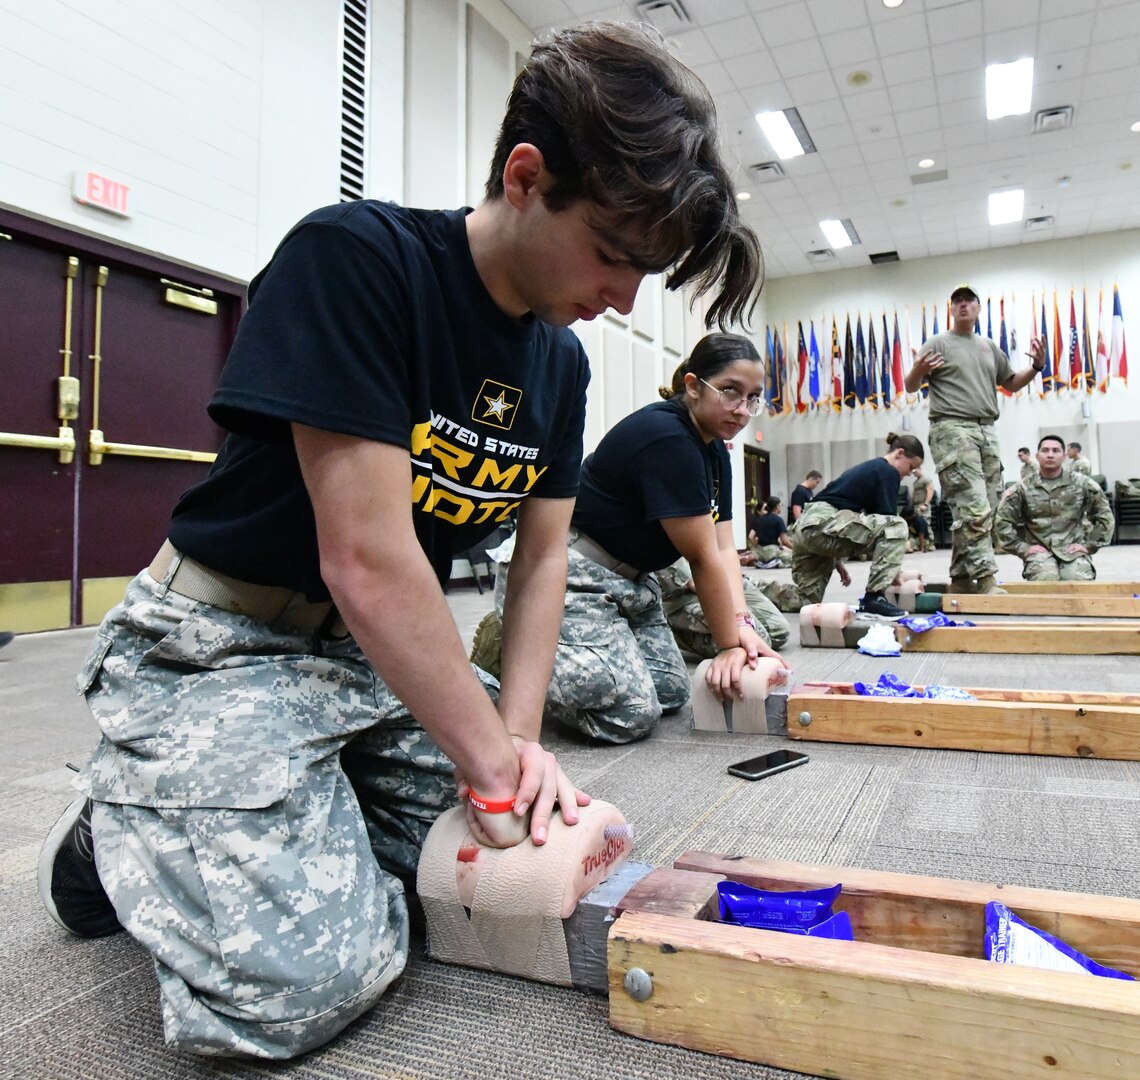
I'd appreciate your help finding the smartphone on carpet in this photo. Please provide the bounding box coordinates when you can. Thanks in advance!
[727,749,809,781]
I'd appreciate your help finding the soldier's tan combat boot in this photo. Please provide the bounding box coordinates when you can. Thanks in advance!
[947,576,975,593]
[469,610,503,678]
[974,575,1007,595]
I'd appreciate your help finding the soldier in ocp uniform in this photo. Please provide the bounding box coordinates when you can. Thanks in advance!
[906,285,1046,594]
[791,433,926,619]
[995,434,1114,581]
[658,556,791,655]
[1065,441,1093,478]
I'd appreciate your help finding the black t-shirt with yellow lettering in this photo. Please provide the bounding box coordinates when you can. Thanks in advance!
[571,398,731,573]
[169,201,589,598]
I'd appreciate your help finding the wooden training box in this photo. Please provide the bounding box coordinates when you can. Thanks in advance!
[786,681,1140,759]
[895,619,1140,654]
[918,592,1140,618]
[928,580,1140,596]
[608,853,1140,1080]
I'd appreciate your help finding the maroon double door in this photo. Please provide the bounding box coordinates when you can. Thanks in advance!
[0,210,244,630]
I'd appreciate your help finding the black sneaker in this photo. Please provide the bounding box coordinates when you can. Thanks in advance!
[38,797,122,937]
[0,631,14,649]
[859,592,906,620]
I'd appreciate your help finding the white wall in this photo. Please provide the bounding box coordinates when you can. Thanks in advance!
[0,0,348,281]
[748,230,1140,502]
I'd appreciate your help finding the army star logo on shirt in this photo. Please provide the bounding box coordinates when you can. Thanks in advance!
[472,379,522,431]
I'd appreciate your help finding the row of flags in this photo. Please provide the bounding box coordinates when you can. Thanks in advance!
[764,285,1128,415]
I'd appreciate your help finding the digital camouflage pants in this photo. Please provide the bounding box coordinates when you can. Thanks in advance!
[74,565,478,1058]
[791,501,907,606]
[929,418,1003,581]
[493,534,688,744]
[1022,552,1097,581]
[656,557,791,655]
[748,542,792,567]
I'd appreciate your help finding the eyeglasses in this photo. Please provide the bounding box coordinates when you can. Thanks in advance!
[699,378,764,416]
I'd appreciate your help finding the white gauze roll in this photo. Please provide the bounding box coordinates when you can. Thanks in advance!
[417,799,632,986]
[691,656,786,733]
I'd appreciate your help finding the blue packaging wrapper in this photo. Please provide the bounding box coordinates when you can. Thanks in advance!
[898,612,976,633]
[717,881,841,930]
[984,902,1136,981]
[853,672,975,701]
[775,910,854,940]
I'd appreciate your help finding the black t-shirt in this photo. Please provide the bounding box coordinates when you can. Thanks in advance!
[572,398,731,572]
[170,201,589,597]
[753,512,787,545]
[814,458,901,517]
[790,483,813,516]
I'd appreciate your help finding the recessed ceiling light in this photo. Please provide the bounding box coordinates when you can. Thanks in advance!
[986,58,1034,120]
[737,191,751,201]
[1131,121,1140,132]
[890,197,907,207]
[756,110,806,159]
[883,0,905,7]
[819,218,859,249]
[847,70,872,88]
[988,189,1025,225]
[918,158,935,168]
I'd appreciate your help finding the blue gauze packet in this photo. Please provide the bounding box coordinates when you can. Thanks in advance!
[718,881,842,931]
[854,672,976,701]
[985,902,1136,981]
[898,612,976,632]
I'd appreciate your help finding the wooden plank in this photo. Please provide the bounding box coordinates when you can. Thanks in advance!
[798,681,1140,706]
[896,622,1140,654]
[609,911,1140,1080]
[786,689,1140,759]
[935,593,1140,618]
[1000,580,1140,595]
[928,580,1140,595]
[615,867,723,920]
[671,852,1140,972]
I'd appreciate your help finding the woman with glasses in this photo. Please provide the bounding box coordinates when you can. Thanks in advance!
[477,332,786,744]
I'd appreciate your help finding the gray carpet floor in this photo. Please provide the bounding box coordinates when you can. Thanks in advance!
[2,546,1139,1079]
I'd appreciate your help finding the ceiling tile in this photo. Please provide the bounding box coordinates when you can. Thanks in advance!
[982,0,1041,33]
[772,38,831,77]
[806,0,871,34]
[820,27,877,67]
[926,0,984,43]
[755,2,818,45]
[888,78,939,111]
[881,49,935,87]
[723,49,780,90]
[667,28,718,67]
[1086,38,1140,71]
[705,15,768,59]
[1038,14,1096,52]
[784,70,842,104]
[871,12,930,56]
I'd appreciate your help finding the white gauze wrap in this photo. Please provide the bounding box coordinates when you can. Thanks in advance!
[799,602,853,647]
[691,656,786,732]
[417,799,632,987]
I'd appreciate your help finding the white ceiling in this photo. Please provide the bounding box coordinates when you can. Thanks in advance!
[501,0,1140,278]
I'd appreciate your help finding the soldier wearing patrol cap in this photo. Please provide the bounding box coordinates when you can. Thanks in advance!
[905,284,1046,595]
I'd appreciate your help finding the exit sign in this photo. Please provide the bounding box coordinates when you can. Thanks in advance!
[72,169,131,218]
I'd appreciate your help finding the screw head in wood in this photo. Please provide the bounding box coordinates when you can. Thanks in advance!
[623,967,653,1002]
[798,711,813,726]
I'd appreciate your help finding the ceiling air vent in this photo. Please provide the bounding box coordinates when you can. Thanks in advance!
[1033,106,1074,134]
[910,168,949,185]
[807,249,836,264]
[1025,216,1055,231]
[869,250,900,264]
[633,0,691,32]
[748,161,786,183]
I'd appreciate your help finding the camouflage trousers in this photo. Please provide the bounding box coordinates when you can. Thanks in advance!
[1022,552,1097,581]
[494,534,688,744]
[657,558,790,655]
[749,542,793,567]
[791,501,907,605]
[929,419,1003,581]
[72,564,478,1058]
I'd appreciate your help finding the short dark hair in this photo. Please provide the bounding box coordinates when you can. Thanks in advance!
[660,332,761,399]
[763,497,781,513]
[950,285,979,303]
[1067,441,1082,452]
[486,22,763,329]
[805,470,822,481]
[1017,446,1030,455]
[1038,434,1065,451]
[886,432,925,460]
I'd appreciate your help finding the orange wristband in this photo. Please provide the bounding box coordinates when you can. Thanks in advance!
[468,790,516,814]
